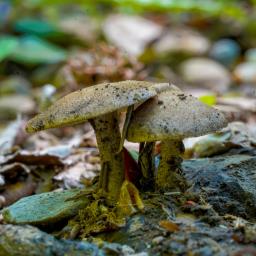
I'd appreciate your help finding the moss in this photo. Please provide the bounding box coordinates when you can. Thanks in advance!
[67,181,144,239]
[68,200,126,238]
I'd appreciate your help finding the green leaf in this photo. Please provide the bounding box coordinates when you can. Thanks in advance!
[10,36,67,65]
[14,18,65,38]
[199,95,217,106]
[0,36,19,62]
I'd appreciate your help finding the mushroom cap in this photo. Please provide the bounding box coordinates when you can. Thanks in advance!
[26,80,169,133]
[127,85,228,142]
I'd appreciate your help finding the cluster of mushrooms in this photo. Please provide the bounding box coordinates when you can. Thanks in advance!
[26,81,227,208]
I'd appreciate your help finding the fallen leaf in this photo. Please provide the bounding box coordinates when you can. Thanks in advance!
[159,220,180,232]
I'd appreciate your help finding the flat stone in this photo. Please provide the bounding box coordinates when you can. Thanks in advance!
[103,14,162,57]
[154,27,210,55]
[209,39,240,67]
[179,57,231,93]
[183,155,256,220]
[233,61,256,84]
[0,224,103,256]
[2,188,90,226]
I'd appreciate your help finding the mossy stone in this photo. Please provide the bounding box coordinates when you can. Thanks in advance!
[2,189,89,226]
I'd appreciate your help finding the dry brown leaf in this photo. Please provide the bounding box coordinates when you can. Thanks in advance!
[159,220,180,232]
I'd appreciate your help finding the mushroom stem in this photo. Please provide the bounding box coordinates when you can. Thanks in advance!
[90,112,124,204]
[156,139,187,192]
[138,142,155,191]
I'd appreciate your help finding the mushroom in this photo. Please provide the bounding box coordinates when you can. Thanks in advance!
[127,85,228,191]
[26,80,169,203]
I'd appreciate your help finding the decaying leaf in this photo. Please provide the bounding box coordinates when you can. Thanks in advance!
[54,161,100,189]
[159,220,180,232]
[191,122,256,157]
[0,117,25,155]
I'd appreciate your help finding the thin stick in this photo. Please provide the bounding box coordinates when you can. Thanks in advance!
[116,105,134,154]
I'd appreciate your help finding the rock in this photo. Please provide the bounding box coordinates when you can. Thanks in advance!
[154,27,210,55]
[2,189,90,226]
[152,236,164,245]
[0,224,103,256]
[245,48,256,63]
[218,96,256,112]
[180,58,231,92]
[58,16,98,43]
[209,39,240,67]
[0,95,35,120]
[183,155,256,220]
[233,62,256,84]
[103,14,162,57]
[102,242,136,256]
[0,75,31,95]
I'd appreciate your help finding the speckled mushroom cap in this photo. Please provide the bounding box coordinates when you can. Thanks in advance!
[127,85,228,142]
[26,80,170,133]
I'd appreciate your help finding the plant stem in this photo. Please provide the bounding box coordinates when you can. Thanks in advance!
[90,112,124,204]
[138,142,155,191]
[156,140,187,192]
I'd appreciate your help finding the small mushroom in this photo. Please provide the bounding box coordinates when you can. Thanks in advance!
[26,80,169,203]
[127,85,228,191]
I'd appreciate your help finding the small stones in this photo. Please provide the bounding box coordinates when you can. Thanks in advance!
[152,236,164,245]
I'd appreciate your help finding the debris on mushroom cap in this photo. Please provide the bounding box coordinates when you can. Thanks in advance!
[127,85,228,142]
[26,80,170,133]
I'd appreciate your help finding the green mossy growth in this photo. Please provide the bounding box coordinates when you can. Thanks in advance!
[67,181,144,239]
[68,200,126,238]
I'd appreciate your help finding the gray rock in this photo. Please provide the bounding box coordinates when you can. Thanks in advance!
[0,95,35,120]
[179,58,231,93]
[233,62,256,84]
[154,27,210,55]
[183,155,256,220]
[245,48,256,63]
[209,39,240,67]
[103,14,162,57]
[2,189,90,226]
[0,75,31,96]
[0,224,103,256]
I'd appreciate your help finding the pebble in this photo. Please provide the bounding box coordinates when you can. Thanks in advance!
[154,27,210,55]
[152,236,164,245]
[180,57,231,92]
[103,14,162,56]
[233,61,256,84]
[209,39,240,66]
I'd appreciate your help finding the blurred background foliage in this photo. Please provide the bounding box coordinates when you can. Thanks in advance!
[1,0,256,122]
